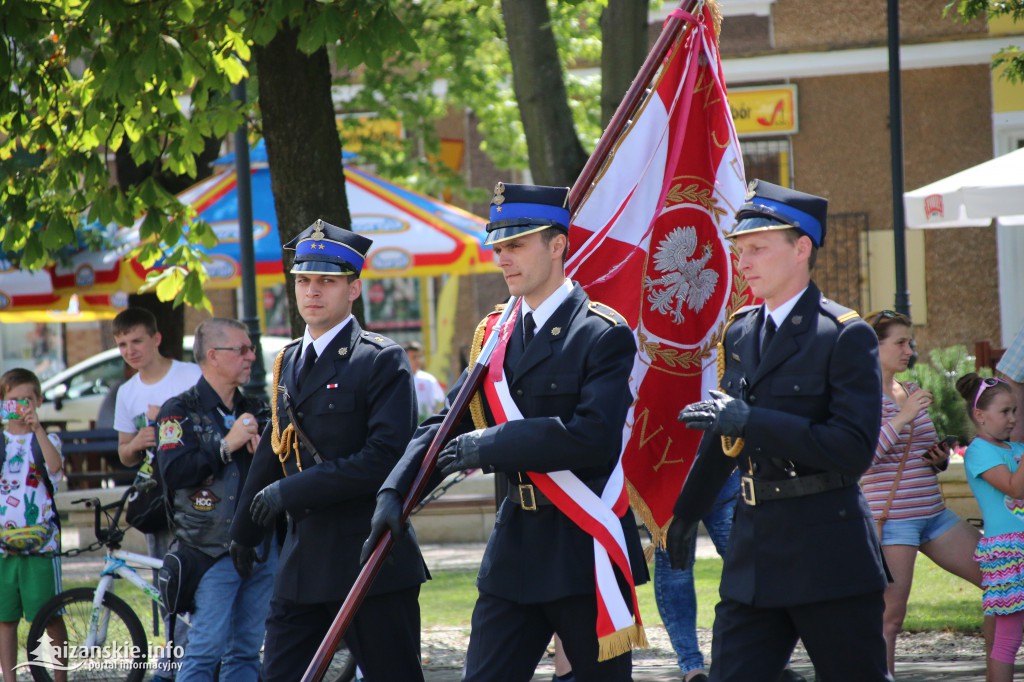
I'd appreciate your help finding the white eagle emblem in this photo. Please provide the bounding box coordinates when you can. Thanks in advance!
[644,226,718,324]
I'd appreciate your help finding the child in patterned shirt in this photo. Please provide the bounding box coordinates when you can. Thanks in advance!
[0,368,67,681]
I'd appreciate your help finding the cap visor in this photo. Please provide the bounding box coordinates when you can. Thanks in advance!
[290,261,356,275]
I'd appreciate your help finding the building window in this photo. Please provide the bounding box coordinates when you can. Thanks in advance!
[739,138,791,187]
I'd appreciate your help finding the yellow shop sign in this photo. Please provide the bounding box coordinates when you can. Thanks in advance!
[729,85,798,136]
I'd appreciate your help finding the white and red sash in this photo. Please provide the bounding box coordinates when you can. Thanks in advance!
[481,301,646,661]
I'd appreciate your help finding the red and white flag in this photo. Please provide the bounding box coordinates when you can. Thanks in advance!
[567,4,755,543]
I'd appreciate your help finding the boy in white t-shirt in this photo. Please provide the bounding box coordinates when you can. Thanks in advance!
[403,340,446,424]
[111,308,200,681]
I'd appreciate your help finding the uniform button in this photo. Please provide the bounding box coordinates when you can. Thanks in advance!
[516,389,523,397]
[838,509,847,518]
[793,385,800,392]
[328,403,335,409]
[229,496,235,501]
[550,383,557,390]
[297,412,304,419]
[749,395,757,403]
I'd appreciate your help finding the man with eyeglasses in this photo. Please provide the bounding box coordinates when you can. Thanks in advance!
[230,220,426,681]
[668,181,890,681]
[110,307,202,682]
[157,317,273,680]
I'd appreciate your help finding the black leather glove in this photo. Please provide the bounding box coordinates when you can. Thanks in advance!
[250,480,284,527]
[677,389,750,437]
[229,540,257,579]
[665,519,699,570]
[436,429,484,478]
[360,489,404,565]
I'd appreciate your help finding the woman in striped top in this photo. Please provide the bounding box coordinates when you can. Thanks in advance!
[861,310,983,675]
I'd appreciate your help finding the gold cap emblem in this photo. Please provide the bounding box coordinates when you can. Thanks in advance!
[311,220,326,241]
[745,180,758,201]
[551,327,561,336]
[492,182,506,207]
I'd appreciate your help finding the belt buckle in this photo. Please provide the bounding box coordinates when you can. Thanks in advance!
[518,484,537,511]
[740,476,757,506]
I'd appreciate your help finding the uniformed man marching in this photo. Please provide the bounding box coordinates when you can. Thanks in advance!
[363,183,649,682]
[667,181,891,681]
[229,220,426,681]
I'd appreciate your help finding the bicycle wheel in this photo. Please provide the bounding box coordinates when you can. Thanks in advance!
[324,646,357,682]
[26,587,149,682]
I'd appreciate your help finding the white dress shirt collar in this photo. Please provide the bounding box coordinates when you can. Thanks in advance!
[764,287,808,330]
[521,279,574,334]
[301,314,354,358]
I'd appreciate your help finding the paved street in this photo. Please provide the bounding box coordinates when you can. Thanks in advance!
[60,541,992,681]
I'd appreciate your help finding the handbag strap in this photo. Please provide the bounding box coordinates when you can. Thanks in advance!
[878,415,916,534]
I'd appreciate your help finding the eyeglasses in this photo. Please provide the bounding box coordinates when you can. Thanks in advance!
[213,345,257,356]
[973,377,1008,411]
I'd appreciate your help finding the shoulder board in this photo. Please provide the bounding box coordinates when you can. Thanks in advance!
[275,339,301,363]
[478,303,508,329]
[819,297,860,326]
[587,301,626,326]
[360,330,396,348]
[729,305,758,320]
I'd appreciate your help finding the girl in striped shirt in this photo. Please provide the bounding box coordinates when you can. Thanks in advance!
[861,311,983,675]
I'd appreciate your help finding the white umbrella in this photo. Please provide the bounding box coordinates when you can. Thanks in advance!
[904,147,1024,229]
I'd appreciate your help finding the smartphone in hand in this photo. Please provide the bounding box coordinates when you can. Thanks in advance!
[1,399,29,421]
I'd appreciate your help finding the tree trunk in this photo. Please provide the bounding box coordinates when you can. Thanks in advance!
[601,0,650,128]
[128,293,185,360]
[254,25,355,337]
[501,0,589,187]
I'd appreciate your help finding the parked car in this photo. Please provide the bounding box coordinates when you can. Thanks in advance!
[36,335,291,429]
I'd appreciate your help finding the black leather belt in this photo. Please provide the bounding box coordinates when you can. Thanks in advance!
[507,476,609,511]
[508,483,553,510]
[740,471,854,506]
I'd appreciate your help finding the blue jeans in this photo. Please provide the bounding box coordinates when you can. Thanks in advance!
[177,542,278,682]
[654,469,740,675]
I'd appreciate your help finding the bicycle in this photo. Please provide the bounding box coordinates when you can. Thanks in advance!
[25,485,357,682]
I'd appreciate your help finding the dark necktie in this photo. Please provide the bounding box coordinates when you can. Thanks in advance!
[297,345,318,390]
[523,312,535,347]
[761,316,777,357]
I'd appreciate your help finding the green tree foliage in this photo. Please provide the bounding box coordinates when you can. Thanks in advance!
[899,345,992,444]
[945,0,1024,83]
[0,0,413,309]
[345,0,610,196]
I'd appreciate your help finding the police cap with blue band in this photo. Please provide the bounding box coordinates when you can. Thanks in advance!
[284,219,373,276]
[728,179,828,247]
[484,182,571,246]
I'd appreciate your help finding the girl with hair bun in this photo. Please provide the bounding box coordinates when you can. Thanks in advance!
[958,372,1022,681]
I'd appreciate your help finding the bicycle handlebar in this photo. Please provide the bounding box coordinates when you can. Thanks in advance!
[71,485,139,544]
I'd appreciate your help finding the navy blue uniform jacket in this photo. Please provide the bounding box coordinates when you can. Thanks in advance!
[230,319,427,604]
[384,284,649,603]
[674,283,886,607]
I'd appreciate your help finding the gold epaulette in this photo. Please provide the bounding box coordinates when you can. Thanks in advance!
[466,307,503,431]
[587,301,625,326]
[837,311,860,324]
